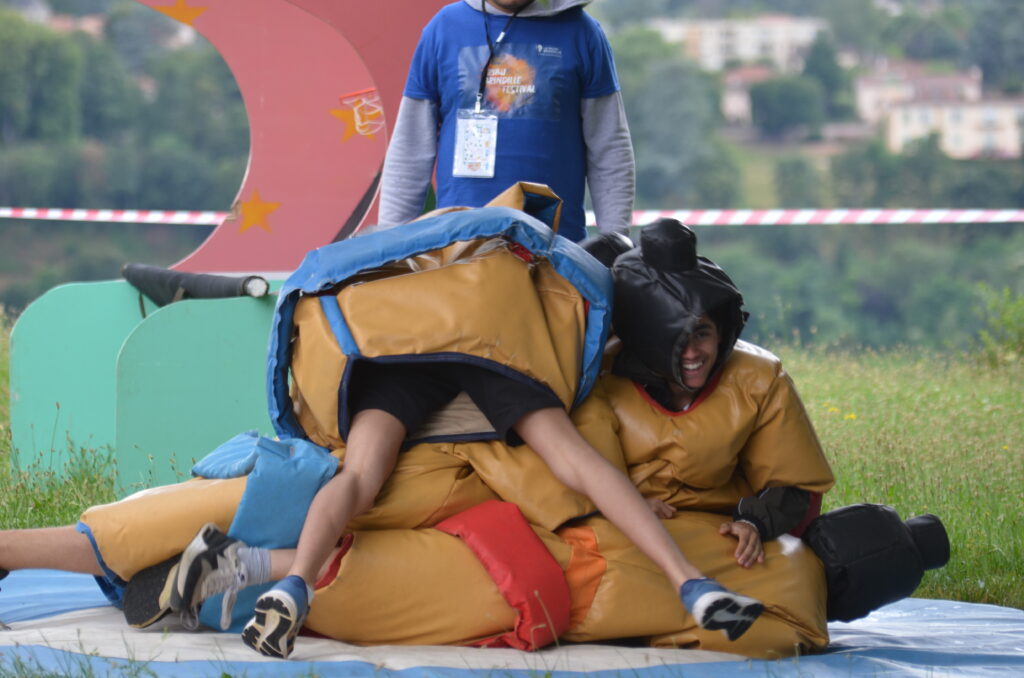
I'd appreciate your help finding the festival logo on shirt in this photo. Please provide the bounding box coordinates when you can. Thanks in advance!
[484,54,536,113]
[460,43,563,120]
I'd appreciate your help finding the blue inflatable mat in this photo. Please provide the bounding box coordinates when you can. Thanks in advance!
[1,569,1022,677]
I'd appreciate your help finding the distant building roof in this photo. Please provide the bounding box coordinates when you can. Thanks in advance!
[723,65,776,88]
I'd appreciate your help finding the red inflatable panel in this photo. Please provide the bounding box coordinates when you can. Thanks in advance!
[436,500,571,651]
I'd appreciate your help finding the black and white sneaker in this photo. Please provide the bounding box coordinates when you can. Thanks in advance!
[168,523,250,630]
[241,575,310,659]
[123,555,179,628]
[680,577,764,641]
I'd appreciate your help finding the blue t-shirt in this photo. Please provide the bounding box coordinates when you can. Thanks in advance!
[404,2,620,242]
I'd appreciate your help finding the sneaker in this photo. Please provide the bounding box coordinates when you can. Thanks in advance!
[123,555,179,628]
[241,575,309,659]
[680,578,764,641]
[168,523,250,630]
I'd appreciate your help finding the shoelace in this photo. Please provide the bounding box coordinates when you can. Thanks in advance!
[179,552,249,631]
[203,553,249,631]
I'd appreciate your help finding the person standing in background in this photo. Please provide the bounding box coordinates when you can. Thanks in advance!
[378,0,635,241]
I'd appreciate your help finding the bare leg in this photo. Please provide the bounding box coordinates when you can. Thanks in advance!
[0,526,102,575]
[514,408,703,590]
[286,408,405,585]
[267,547,339,583]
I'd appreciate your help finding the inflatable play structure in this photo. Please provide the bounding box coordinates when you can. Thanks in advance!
[4,2,1021,676]
[9,0,451,490]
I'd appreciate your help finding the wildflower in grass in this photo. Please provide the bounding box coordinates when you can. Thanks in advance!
[828,407,840,414]
[844,413,857,420]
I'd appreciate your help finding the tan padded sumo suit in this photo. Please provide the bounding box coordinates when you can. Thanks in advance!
[79,188,834,658]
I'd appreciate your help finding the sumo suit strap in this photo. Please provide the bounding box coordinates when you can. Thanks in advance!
[485,182,563,234]
[789,491,822,538]
[436,500,571,650]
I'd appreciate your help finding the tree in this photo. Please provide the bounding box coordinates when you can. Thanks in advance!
[690,137,741,207]
[611,27,740,207]
[968,0,1024,92]
[25,28,84,142]
[892,134,954,206]
[901,16,966,62]
[48,0,115,15]
[829,139,899,207]
[944,163,1020,209]
[72,32,141,141]
[775,156,822,208]
[813,0,888,58]
[749,76,824,140]
[0,10,32,144]
[103,2,176,73]
[143,45,249,161]
[588,0,674,30]
[607,26,678,90]
[801,33,850,119]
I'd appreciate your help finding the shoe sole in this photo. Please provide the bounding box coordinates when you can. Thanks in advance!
[241,593,303,659]
[700,597,764,641]
[123,555,179,628]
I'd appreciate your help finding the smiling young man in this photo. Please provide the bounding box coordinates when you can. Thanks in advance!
[601,218,834,582]
[378,0,635,241]
[674,316,719,404]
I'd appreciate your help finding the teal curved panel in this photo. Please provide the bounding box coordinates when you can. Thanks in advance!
[114,295,277,493]
[9,281,153,474]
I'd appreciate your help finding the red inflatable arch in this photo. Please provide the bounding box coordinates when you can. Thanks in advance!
[133,0,446,274]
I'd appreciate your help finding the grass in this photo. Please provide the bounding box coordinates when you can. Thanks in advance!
[778,345,1023,609]
[1,309,1021,610]
[729,139,840,208]
[733,142,785,209]
[0,309,117,529]
[0,307,8,460]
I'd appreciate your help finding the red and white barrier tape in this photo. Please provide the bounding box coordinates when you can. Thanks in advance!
[591,208,1024,226]
[1,206,1023,226]
[0,207,225,225]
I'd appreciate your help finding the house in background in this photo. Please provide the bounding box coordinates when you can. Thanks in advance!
[887,97,1024,159]
[721,64,776,125]
[856,61,982,125]
[855,60,1023,159]
[649,14,826,73]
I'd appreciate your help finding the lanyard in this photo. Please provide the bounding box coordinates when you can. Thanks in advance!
[476,2,531,111]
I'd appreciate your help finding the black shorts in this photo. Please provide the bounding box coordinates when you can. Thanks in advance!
[347,360,562,446]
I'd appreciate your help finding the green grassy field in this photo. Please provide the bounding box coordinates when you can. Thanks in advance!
[1,310,1021,610]
[730,140,839,208]
[778,346,1023,609]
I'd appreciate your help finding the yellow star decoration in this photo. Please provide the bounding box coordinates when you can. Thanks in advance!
[151,0,208,26]
[331,108,360,142]
[238,190,281,233]
[330,108,364,142]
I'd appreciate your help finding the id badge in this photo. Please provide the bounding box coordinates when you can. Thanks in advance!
[453,108,498,178]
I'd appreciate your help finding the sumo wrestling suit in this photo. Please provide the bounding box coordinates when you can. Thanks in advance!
[76,184,835,658]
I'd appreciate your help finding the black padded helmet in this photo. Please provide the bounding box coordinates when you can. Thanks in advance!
[610,218,747,395]
[578,231,635,268]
